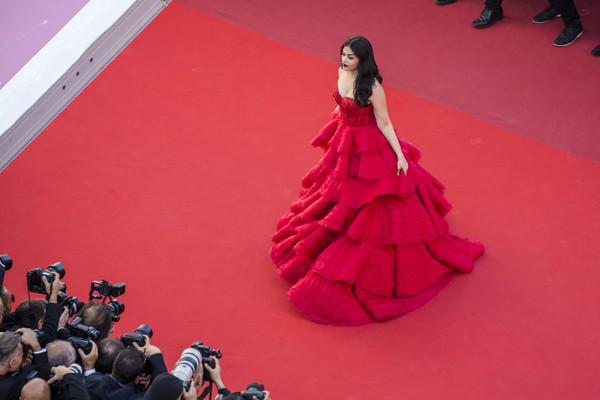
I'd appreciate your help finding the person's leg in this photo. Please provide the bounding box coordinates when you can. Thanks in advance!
[473,0,503,28]
[552,0,582,28]
[532,1,561,23]
[550,0,582,46]
[484,0,502,10]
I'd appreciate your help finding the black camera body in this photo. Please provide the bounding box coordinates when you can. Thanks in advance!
[191,341,222,383]
[33,329,50,348]
[70,317,100,341]
[57,292,85,317]
[107,299,125,322]
[121,324,153,347]
[171,341,223,388]
[90,280,125,298]
[241,391,265,400]
[69,336,93,355]
[67,317,99,355]
[0,254,12,271]
[0,253,11,290]
[89,280,126,322]
[26,262,65,294]
[241,382,265,400]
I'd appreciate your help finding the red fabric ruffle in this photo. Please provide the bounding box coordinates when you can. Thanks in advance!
[270,87,484,326]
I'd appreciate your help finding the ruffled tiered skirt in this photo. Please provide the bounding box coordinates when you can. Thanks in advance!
[270,109,484,326]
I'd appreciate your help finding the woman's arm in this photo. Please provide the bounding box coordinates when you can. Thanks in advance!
[370,83,408,175]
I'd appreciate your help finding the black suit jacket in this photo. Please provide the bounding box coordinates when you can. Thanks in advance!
[7,302,61,346]
[85,353,168,400]
[0,349,51,400]
[61,373,92,400]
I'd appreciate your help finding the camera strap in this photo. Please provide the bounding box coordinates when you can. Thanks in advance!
[198,382,213,400]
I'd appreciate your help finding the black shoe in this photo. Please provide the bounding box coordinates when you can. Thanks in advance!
[553,25,582,47]
[472,7,503,28]
[591,44,600,56]
[435,0,457,5]
[532,6,560,23]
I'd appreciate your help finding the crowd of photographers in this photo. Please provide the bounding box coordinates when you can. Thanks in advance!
[0,255,270,400]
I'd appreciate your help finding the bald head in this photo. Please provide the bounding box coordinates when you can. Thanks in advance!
[96,338,124,374]
[20,378,50,400]
[47,340,77,367]
[1,287,12,312]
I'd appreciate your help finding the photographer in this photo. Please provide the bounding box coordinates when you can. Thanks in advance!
[20,377,50,400]
[47,365,91,400]
[47,340,77,368]
[8,272,63,347]
[77,304,113,342]
[1,287,14,313]
[95,338,124,375]
[1,287,16,332]
[199,357,231,400]
[12,300,45,331]
[85,335,166,400]
[0,329,51,400]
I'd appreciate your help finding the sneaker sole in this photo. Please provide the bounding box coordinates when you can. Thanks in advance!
[553,30,583,47]
[532,14,561,24]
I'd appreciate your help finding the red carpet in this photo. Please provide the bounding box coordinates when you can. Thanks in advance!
[1,2,599,399]
[179,0,600,163]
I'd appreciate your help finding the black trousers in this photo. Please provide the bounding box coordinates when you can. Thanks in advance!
[550,0,582,29]
[483,0,581,29]
[485,0,502,9]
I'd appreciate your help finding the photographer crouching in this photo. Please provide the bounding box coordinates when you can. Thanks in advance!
[83,334,167,400]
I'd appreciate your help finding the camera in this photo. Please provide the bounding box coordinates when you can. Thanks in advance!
[171,341,222,388]
[107,299,125,322]
[68,336,93,355]
[241,382,265,400]
[121,324,153,347]
[0,254,12,271]
[0,253,11,289]
[68,363,83,374]
[67,317,98,355]
[89,280,125,299]
[69,317,100,341]
[33,329,50,347]
[26,262,65,294]
[57,292,85,317]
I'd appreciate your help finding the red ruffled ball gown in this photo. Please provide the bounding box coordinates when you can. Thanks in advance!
[270,86,484,326]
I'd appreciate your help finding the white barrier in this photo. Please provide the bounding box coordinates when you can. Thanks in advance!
[0,0,170,171]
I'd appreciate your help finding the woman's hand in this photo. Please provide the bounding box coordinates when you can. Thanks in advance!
[397,153,408,176]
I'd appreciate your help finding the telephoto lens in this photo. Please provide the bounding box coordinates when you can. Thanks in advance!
[68,364,83,374]
[171,347,202,389]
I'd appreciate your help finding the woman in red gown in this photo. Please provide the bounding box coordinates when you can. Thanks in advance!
[270,36,484,326]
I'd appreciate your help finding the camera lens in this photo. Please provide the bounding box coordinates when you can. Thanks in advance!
[47,262,65,279]
[0,254,12,270]
[68,364,83,374]
[171,347,201,384]
[134,324,153,338]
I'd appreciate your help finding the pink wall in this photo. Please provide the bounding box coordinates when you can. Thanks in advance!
[0,0,90,89]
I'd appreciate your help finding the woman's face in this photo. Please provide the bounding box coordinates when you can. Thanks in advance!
[341,46,359,72]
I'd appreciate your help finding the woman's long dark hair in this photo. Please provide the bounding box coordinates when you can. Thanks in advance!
[341,36,383,107]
